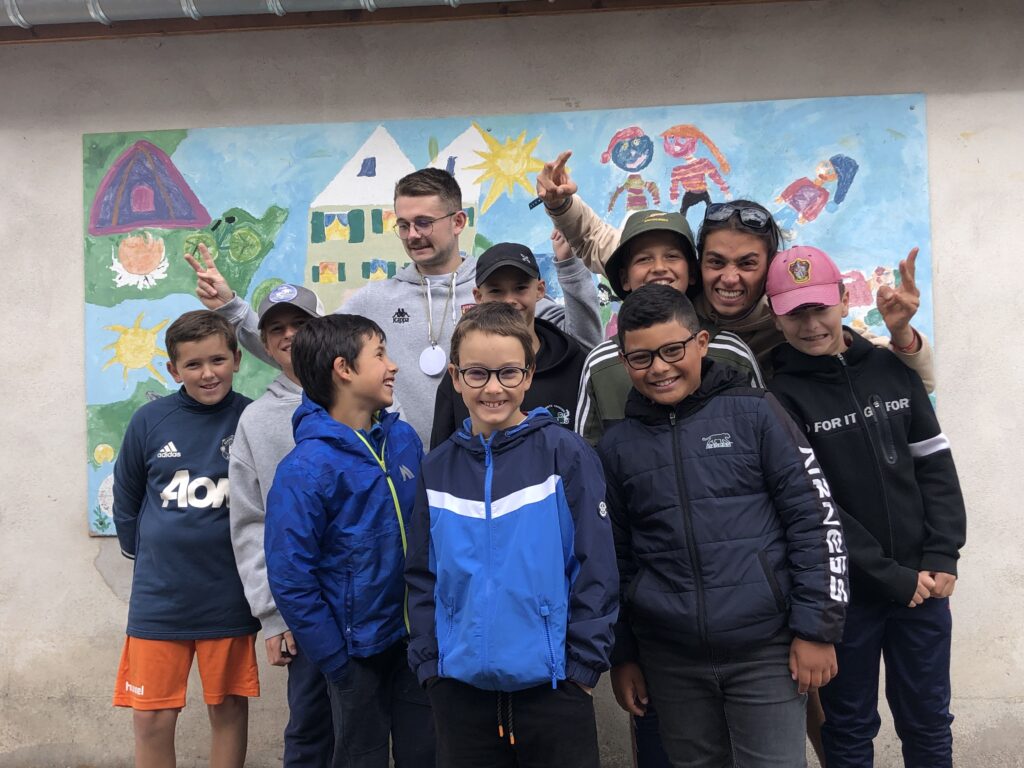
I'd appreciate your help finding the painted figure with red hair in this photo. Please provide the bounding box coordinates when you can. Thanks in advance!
[661,124,732,217]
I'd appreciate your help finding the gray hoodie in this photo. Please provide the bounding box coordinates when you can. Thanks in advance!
[228,373,301,638]
[218,255,601,445]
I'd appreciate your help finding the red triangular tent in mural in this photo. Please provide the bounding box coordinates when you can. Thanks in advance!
[89,140,211,236]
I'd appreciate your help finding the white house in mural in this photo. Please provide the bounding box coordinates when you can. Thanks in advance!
[428,125,488,254]
[306,125,415,307]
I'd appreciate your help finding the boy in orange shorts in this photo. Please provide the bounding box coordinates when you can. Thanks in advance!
[113,310,260,768]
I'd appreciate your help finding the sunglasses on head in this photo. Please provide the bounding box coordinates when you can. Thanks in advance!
[704,202,773,231]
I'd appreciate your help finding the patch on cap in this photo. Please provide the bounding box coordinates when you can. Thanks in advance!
[268,284,298,303]
[644,213,670,223]
[788,258,812,284]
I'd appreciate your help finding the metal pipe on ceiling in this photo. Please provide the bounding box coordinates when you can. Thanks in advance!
[1,0,521,28]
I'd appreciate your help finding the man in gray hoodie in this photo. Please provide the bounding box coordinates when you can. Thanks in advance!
[227,284,334,768]
[189,169,602,446]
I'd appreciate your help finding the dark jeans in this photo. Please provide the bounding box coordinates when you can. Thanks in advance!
[285,642,334,768]
[820,597,953,768]
[325,641,435,768]
[633,708,671,768]
[427,677,599,768]
[639,632,806,767]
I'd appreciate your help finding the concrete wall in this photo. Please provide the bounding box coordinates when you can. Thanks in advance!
[1,0,1022,764]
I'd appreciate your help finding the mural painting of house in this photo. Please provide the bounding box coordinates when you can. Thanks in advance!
[428,124,488,256]
[306,125,415,308]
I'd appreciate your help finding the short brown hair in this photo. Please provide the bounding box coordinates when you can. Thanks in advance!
[394,168,462,211]
[450,303,535,370]
[166,310,237,364]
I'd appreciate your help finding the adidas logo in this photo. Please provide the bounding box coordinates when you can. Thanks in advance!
[156,442,181,459]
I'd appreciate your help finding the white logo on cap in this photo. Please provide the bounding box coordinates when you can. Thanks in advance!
[521,253,531,264]
[269,284,298,303]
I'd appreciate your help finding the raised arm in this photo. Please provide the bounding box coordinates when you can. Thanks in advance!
[535,150,621,277]
[185,244,275,367]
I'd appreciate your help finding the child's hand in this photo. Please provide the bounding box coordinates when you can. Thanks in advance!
[551,229,574,262]
[929,571,957,598]
[788,638,838,694]
[910,571,936,607]
[877,247,921,349]
[185,243,235,310]
[610,662,648,716]
[265,630,295,666]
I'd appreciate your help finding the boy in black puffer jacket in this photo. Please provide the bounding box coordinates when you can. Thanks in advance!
[767,246,966,768]
[597,284,849,767]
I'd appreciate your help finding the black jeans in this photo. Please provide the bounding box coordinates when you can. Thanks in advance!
[285,641,334,768]
[427,677,599,768]
[325,641,435,768]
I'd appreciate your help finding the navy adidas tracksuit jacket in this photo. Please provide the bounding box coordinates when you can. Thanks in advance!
[597,362,849,662]
[406,408,618,691]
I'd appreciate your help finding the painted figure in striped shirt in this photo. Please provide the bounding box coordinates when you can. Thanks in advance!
[661,124,732,217]
[602,127,661,218]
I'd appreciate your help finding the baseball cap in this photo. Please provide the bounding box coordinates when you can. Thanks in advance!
[257,283,324,329]
[605,210,697,300]
[766,246,843,315]
[475,242,541,286]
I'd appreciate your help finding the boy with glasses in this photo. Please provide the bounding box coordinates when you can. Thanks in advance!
[406,302,618,768]
[597,283,849,768]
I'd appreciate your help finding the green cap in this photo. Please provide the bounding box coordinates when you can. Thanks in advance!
[605,210,697,300]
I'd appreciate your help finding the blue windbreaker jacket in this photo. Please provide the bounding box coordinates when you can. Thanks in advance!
[406,408,618,692]
[265,395,423,681]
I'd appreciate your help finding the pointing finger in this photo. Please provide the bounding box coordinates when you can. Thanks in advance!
[900,248,919,292]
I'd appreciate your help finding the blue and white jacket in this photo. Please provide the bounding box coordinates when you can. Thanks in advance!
[266,395,423,682]
[406,408,617,691]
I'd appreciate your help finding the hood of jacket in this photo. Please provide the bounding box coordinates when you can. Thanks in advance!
[291,392,400,448]
[694,294,784,360]
[624,359,748,426]
[393,254,479,288]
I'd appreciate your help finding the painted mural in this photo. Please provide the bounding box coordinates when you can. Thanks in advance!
[84,93,931,534]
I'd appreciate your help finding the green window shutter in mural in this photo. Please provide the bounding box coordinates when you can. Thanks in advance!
[311,211,326,243]
[347,209,365,243]
[466,207,475,227]
[371,208,384,234]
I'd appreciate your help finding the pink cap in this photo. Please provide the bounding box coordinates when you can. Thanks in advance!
[766,245,843,315]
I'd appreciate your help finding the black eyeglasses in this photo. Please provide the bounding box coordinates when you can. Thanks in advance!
[456,366,529,389]
[622,334,698,370]
[393,211,458,239]
[705,202,773,231]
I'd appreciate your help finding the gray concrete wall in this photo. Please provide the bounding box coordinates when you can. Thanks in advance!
[1,0,1022,764]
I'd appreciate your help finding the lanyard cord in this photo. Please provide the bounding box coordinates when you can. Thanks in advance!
[422,272,457,348]
[352,430,411,632]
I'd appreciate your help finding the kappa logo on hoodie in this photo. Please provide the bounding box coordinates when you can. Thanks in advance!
[392,308,410,324]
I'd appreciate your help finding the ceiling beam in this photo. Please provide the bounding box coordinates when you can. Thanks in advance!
[0,0,814,45]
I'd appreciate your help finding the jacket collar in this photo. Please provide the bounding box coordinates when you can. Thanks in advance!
[624,360,746,426]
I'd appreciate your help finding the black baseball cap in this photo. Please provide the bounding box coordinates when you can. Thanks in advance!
[605,210,697,300]
[257,283,324,329]
[475,242,541,286]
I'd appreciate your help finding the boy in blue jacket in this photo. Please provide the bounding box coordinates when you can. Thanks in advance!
[113,310,258,768]
[406,302,618,768]
[767,246,967,768]
[265,314,434,768]
[598,284,849,767]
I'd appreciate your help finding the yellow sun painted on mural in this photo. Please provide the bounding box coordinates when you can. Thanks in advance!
[103,312,169,384]
[467,122,545,214]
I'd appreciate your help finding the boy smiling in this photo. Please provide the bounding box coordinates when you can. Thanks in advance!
[407,302,617,768]
[597,284,849,767]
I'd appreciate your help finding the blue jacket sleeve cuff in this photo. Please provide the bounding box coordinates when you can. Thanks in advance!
[415,659,439,687]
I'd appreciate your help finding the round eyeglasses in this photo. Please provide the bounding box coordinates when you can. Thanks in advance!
[622,334,698,370]
[393,211,458,239]
[457,366,529,389]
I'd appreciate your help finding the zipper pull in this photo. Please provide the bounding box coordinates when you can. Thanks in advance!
[837,353,847,367]
[669,411,677,426]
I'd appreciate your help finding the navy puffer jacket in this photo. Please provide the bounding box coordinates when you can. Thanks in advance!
[597,361,848,663]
